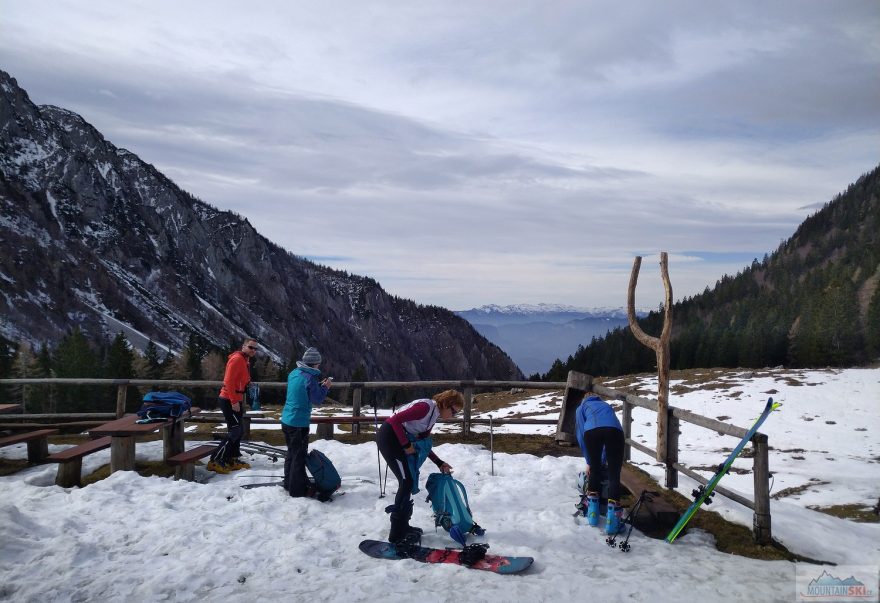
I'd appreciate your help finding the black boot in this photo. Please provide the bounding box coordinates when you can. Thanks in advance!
[402,499,423,537]
[388,512,411,544]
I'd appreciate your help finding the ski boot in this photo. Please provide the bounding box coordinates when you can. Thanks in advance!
[605,499,624,535]
[586,494,600,527]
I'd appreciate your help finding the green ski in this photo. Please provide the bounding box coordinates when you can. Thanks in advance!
[666,397,780,543]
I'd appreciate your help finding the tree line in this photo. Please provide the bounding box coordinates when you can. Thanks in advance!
[0,329,422,414]
[537,165,880,381]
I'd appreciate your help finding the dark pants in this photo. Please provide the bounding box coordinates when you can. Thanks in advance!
[584,427,625,502]
[211,397,243,465]
[377,422,415,512]
[283,424,310,497]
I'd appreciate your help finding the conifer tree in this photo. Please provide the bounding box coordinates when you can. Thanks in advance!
[53,328,100,412]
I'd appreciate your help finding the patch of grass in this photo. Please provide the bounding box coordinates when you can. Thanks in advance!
[771,480,831,500]
[661,485,827,562]
[808,504,880,523]
[0,458,30,476]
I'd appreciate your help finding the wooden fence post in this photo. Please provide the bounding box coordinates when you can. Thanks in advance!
[752,433,772,544]
[115,384,127,418]
[352,387,362,435]
[665,412,679,489]
[622,399,632,462]
[555,371,593,445]
[462,385,474,436]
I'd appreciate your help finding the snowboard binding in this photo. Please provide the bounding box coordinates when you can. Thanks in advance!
[691,485,714,505]
[458,543,490,566]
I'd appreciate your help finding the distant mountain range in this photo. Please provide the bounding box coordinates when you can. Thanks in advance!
[0,70,523,382]
[456,305,646,376]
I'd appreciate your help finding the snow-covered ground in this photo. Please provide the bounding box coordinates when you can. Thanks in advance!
[1,368,878,602]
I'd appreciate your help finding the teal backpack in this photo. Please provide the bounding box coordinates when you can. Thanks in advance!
[425,472,485,546]
[306,449,341,502]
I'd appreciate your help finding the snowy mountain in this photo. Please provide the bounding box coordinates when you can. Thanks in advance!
[0,70,522,381]
[456,304,646,375]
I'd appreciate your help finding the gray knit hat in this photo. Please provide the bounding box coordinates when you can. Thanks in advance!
[301,347,322,365]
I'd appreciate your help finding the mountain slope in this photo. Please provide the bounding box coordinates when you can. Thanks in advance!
[0,70,522,381]
[545,165,880,378]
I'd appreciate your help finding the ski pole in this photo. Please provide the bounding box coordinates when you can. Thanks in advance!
[374,404,385,498]
[489,414,494,476]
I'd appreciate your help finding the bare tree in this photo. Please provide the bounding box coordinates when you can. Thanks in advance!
[627,252,673,462]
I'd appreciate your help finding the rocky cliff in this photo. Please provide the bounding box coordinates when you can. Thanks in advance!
[0,70,523,381]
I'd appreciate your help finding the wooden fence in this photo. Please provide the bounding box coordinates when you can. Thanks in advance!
[2,372,771,542]
[0,377,565,435]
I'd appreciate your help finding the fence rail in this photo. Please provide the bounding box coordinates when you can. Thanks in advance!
[0,378,565,436]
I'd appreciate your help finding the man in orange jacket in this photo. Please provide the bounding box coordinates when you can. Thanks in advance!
[208,337,258,473]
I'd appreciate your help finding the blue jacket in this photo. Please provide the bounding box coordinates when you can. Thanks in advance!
[281,364,330,428]
[575,395,623,465]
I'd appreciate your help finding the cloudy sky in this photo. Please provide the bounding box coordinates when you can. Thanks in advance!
[2,1,878,310]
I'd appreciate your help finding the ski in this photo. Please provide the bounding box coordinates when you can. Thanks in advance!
[665,397,780,543]
[240,481,284,489]
[359,539,533,574]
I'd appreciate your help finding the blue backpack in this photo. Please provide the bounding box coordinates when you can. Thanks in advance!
[245,383,261,410]
[306,449,341,501]
[137,391,192,421]
[425,472,485,546]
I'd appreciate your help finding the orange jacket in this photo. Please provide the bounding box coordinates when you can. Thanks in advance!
[219,351,251,403]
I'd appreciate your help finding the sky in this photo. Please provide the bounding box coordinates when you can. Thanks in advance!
[1,1,879,310]
[1,368,878,601]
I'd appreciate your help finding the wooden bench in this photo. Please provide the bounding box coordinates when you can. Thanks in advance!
[619,464,680,535]
[46,436,113,487]
[0,428,59,462]
[89,409,200,473]
[166,444,219,481]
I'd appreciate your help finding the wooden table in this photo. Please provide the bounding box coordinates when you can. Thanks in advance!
[89,409,200,473]
[0,404,23,414]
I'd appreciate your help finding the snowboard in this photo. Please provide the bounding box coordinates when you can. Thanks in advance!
[358,539,533,574]
[666,397,780,543]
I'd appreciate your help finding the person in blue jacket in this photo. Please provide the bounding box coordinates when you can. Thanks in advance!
[575,394,625,534]
[281,347,332,498]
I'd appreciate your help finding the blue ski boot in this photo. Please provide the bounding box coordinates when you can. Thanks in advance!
[586,495,600,527]
[605,500,623,535]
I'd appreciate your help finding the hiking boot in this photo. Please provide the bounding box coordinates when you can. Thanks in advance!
[206,461,230,474]
[586,495,600,527]
[228,459,251,471]
[606,500,623,535]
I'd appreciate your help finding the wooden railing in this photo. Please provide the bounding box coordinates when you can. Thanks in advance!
[0,378,565,436]
[2,372,771,542]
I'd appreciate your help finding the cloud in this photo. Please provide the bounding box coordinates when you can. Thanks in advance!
[1,0,878,310]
